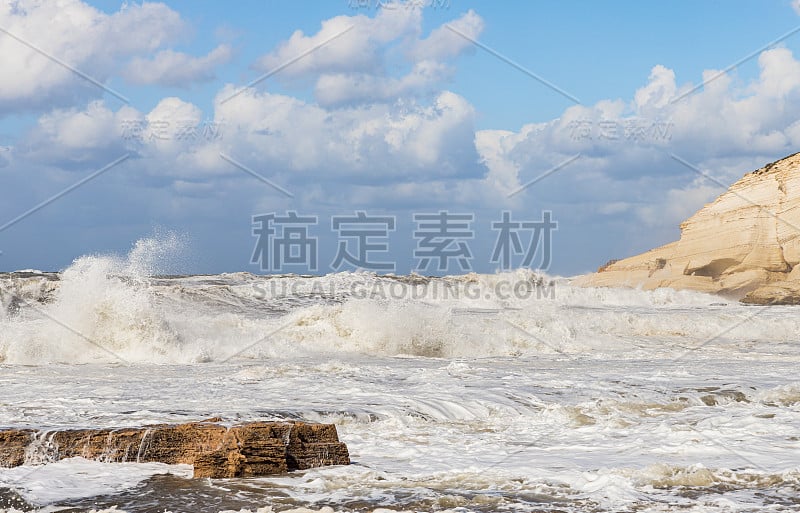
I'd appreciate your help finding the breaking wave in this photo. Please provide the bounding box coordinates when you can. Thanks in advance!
[0,237,797,364]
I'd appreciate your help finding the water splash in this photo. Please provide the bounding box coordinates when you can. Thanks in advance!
[0,235,187,364]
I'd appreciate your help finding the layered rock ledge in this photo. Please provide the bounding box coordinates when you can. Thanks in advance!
[573,152,800,304]
[0,421,350,478]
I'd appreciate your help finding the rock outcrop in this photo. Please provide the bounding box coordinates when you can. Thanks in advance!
[0,421,350,478]
[573,152,800,304]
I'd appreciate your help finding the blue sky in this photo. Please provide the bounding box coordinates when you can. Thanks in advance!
[2,0,800,275]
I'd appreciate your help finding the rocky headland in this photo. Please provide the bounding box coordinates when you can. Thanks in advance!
[573,152,800,304]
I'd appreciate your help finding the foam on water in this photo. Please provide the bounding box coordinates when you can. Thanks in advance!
[1,356,799,512]
[1,238,799,512]
[0,236,189,364]
[0,458,192,505]
[1,237,797,365]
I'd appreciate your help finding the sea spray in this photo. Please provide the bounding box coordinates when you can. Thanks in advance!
[1,244,797,364]
[0,254,799,511]
[0,235,186,364]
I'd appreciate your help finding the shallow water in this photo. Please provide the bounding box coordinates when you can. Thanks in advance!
[2,356,800,513]
[0,243,798,512]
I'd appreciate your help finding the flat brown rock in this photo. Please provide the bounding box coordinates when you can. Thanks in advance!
[0,421,349,478]
[0,429,33,467]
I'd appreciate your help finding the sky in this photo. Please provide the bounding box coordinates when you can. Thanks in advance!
[2,0,800,276]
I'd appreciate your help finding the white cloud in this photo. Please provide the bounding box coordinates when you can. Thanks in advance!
[0,1,235,111]
[634,65,677,111]
[252,8,421,80]
[123,44,233,87]
[636,180,721,229]
[252,7,484,107]
[38,101,119,150]
[410,10,483,61]
[597,202,632,215]
[22,84,486,191]
[751,47,800,97]
[313,60,450,106]
[13,6,800,268]
[25,42,800,228]
[213,86,484,180]
[0,0,186,112]
[20,100,137,166]
[793,0,800,15]
[469,46,800,236]
[475,128,529,195]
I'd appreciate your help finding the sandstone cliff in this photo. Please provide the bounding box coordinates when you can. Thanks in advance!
[0,421,350,478]
[573,152,800,304]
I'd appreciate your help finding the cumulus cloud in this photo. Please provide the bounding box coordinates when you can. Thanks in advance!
[10,5,800,273]
[123,44,234,87]
[636,180,721,229]
[216,86,485,182]
[313,60,451,106]
[410,9,483,61]
[23,40,800,226]
[475,128,532,195]
[252,7,484,107]
[252,8,420,79]
[21,85,486,192]
[20,100,134,167]
[634,65,677,111]
[0,0,186,113]
[470,46,800,248]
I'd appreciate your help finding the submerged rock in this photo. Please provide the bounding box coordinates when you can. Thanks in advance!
[0,421,349,478]
[574,152,800,304]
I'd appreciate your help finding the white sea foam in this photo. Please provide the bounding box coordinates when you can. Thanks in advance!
[0,458,191,504]
[1,239,799,512]
[0,238,796,365]
[0,239,185,364]
[1,355,798,512]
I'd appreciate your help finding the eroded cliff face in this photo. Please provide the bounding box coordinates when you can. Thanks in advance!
[0,421,350,478]
[573,152,800,304]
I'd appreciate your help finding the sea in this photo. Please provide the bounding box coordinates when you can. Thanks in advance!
[0,238,798,513]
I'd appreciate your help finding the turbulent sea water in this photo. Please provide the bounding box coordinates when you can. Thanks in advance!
[0,239,799,512]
